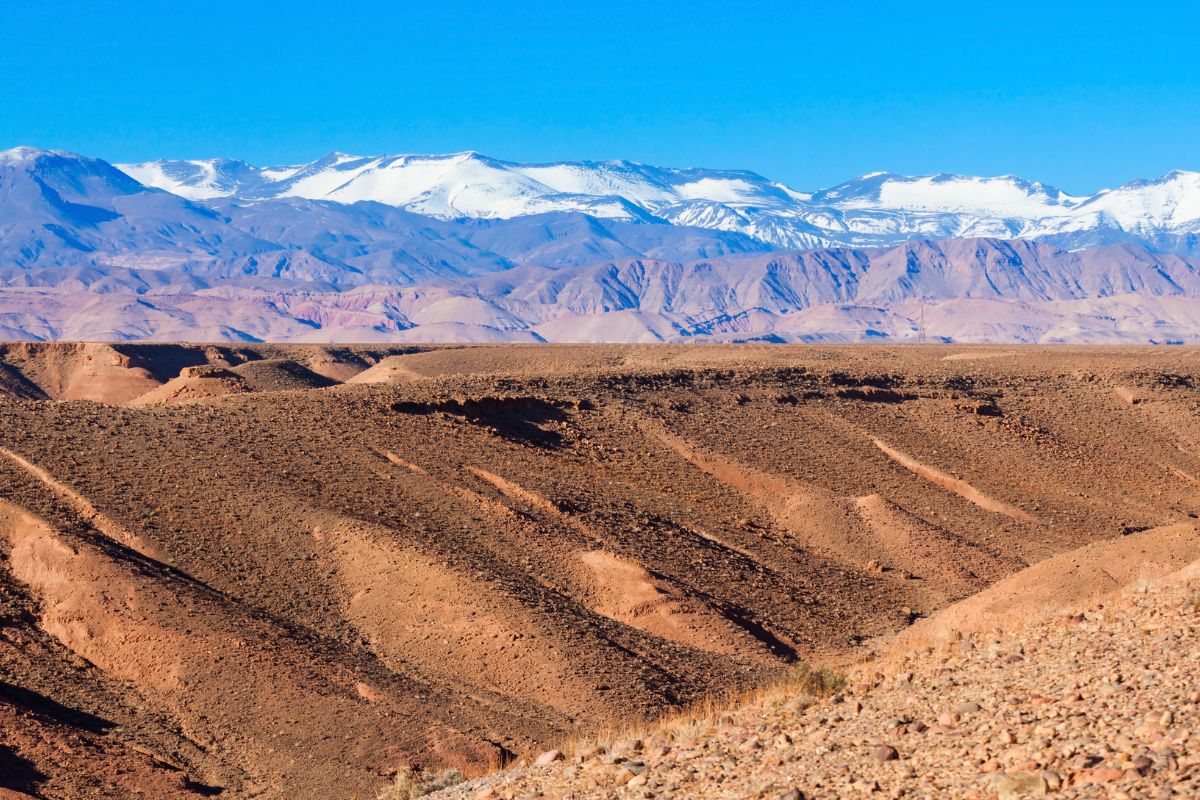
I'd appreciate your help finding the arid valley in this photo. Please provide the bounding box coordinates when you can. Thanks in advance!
[0,343,1197,799]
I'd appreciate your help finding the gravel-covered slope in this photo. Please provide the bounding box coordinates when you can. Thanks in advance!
[440,559,1200,800]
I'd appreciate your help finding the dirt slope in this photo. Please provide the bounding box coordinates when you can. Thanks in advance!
[228,358,339,391]
[0,343,1197,798]
[127,365,252,405]
[439,549,1200,800]
[886,521,1200,653]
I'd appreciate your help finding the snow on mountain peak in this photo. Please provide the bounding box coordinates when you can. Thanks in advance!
[116,151,805,221]
[108,151,1200,252]
[875,174,1079,217]
[1074,169,1200,230]
[816,173,1080,218]
[118,159,236,200]
[0,145,55,163]
[0,146,107,169]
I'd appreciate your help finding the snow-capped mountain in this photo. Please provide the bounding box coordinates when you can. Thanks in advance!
[0,146,771,288]
[0,145,271,272]
[118,156,271,201]
[118,151,1200,254]
[120,151,802,224]
[7,145,1200,344]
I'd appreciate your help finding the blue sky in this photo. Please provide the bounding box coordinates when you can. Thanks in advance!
[2,0,1196,193]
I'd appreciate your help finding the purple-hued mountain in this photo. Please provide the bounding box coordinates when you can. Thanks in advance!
[3,145,1200,343]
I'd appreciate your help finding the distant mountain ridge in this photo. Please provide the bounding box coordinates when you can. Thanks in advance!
[0,146,773,286]
[4,145,1200,343]
[117,149,1200,254]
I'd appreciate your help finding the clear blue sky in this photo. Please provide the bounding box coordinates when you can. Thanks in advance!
[2,0,1197,193]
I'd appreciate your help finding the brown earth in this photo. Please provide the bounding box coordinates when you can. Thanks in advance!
[0,343,1197,799]
[440,545,1200,800]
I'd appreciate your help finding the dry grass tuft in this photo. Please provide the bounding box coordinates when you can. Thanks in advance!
[377,768,465,800]
[549,661,846,765]
[777,663,847,698]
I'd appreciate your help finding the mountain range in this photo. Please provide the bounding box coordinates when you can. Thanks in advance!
[119,150,1200,253]
[3,144,1200,343]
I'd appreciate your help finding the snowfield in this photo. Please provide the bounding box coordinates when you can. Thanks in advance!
[116,150,1200,252]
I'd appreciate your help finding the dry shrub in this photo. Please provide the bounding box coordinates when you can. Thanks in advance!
[780,663,846,698]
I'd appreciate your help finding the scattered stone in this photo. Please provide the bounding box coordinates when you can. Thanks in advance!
[433,574,1200,800]
[535,750,564,766]
[872,744,899,761]
[1077,766,1124,784]
[937,711,959,728]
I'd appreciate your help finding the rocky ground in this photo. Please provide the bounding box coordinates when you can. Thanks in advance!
[0,343,1197,798]
[439,566,1200,799]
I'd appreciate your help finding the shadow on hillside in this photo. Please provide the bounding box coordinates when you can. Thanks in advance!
[0,743,44,794]
[0,680,114,734]
[391,396,569,448]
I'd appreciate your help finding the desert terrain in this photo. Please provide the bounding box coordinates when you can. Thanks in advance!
[0,342,1197,799]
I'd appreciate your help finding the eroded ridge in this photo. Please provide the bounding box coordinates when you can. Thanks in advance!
[872,437,1038,524]
[0,447,167,560]
[0,499,506,797]
[437,541,1200,800]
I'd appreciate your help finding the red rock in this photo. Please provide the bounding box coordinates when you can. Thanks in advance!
[1078,766,1124,784]
[872,743,900,761]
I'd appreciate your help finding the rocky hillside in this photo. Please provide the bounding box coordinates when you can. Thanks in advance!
[440,549,1200,799]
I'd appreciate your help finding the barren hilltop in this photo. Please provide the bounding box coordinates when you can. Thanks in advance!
[0,343,1197,799]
